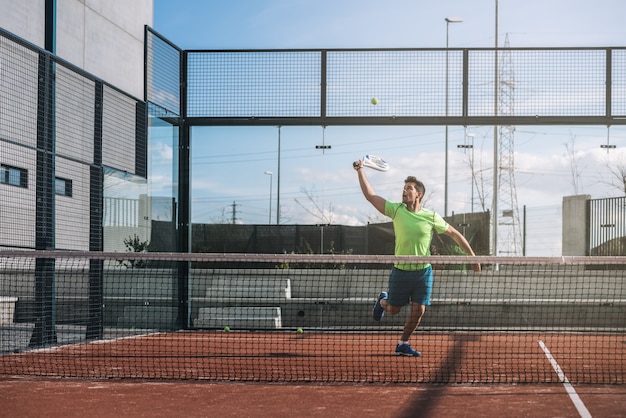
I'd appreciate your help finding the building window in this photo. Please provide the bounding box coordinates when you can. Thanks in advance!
[55,177,72,197]
[1,164,28,188]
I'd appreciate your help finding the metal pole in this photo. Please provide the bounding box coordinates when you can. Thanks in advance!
[276,126,281,225]
[445,22,450,217]
[444,17,462,217]
[492,0,499,256]
[471,135,475,211]
[465,132,475,212]
[264,171,273,224]
[523,205,527,256]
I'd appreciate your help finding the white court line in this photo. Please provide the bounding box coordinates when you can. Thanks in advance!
[25,332,164,353]
[538,340,592,418]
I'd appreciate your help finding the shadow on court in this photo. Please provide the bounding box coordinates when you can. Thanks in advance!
[397,334,471,417]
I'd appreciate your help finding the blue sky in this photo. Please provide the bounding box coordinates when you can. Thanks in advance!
[152,1,626,255]
[154,0,625,49]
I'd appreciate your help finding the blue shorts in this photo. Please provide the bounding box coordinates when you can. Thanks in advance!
[387,266,433,307]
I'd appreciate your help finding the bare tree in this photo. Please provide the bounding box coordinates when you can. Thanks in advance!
[565,133,582,195]
[476,172,490,212]
[607,160,626,195]
[599,151,626,196]
[461,136,490,212]
[294,186,335,224]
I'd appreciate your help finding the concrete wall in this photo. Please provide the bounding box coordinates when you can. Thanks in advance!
[0,0,153,99]
[0,0,46,47]
[562,194,590,256]
[5,267,624,330]
[0,0,152,251]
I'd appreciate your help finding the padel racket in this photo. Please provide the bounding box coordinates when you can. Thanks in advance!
[362,154,390,172]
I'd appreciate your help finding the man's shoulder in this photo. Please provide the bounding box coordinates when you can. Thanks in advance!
[385,201,404,213]
[416,207,437,217]
[416,208,448,227]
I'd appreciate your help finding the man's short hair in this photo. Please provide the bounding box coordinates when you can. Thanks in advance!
[404,176,425,202]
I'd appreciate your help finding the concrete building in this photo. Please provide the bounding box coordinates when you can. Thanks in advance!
[0,0,154,252]
[0,0,151,99]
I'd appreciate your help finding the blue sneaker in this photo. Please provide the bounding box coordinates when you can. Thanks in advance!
[372,291,387,321]
[395,343,421,357]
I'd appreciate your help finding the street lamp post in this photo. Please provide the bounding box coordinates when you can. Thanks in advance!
[444,16,463,217]
[276,126,281,225]
[457,132,475,212]
[468,133,475,211]
[264,171,273,224]
[465,133,475,211]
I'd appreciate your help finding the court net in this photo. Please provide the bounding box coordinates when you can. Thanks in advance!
[0,251,624,384]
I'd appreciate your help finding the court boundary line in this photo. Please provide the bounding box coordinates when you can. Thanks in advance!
[14,332,165,355]
[538,339,592,418]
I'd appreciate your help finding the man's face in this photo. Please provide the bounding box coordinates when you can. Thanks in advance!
[402,183,421,205]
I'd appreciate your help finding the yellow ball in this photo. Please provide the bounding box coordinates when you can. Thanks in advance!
[296,327,303,334]
[371,98,378,105]
[223,326,230,332]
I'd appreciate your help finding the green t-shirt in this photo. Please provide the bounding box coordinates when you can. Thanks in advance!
[384,201,449,270]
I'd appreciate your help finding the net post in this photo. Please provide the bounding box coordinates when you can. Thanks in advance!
[30,51,57,347]
[177,259,190,329]
[29,257,57,347]
[86,80,104,341]
[176,116,191,328]
[86,258,104,340]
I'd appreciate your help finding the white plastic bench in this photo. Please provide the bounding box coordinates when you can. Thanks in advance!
[0,296,18,325]
[195,306,282,329]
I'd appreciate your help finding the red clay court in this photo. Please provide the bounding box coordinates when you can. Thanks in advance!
[1,330,625,417]
[1,253,625,416]
[1,331,624,384]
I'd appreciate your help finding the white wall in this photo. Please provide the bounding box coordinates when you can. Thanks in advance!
[0,0,153,251]
[0,0,46,47]
[562,195,590,256]
[0,39,40,250]
[0,0,153,99]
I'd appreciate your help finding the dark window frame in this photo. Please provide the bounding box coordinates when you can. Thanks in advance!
[55,177,73,197]
[1,164,28,188]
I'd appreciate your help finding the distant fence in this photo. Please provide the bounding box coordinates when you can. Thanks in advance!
[589,196,626,256]
[188,211,490,256]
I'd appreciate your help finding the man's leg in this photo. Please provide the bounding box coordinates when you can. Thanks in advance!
[401,302,425,341]
[394,302,425,356]
[381,298,401,315]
